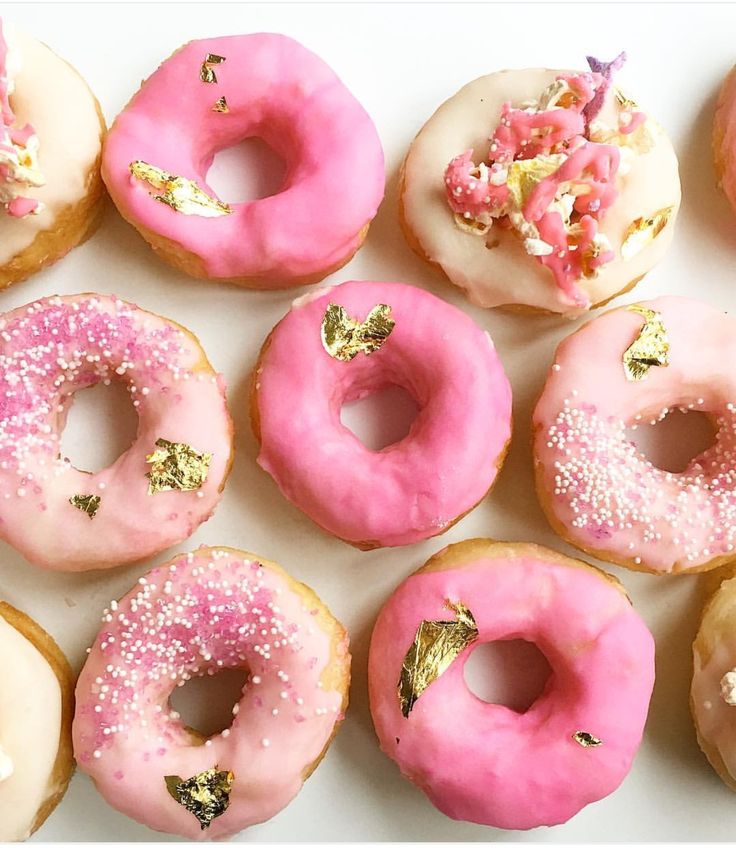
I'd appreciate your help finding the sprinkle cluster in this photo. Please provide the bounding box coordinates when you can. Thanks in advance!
[544,397,736,568]
[77,550,334,764]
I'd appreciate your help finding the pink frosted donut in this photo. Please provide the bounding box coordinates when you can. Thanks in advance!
[533,296,736,575]
[714,66,736,217]
[73,546,351,840]
[0,294,232,571]
[368,539,655,829]
[251,280,512,549]
[102,34,384,288]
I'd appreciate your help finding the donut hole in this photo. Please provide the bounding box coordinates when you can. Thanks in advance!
[463,639,552,713]
[340,385,420,451]
[169,667,249,739]
[58,381,138,472]
[206,137,286,203]
[626,408,717,473]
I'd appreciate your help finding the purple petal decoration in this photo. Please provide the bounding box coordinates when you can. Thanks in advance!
[583,51,627,124]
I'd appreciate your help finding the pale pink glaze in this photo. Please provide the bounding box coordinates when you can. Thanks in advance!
[0,295,232,571]
[73,546,350,840]
[533,296,736,574]
[102,34,385,285]
[254,281,512,547]
[368,545,655,829]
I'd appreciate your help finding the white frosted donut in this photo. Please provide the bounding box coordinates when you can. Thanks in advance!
[401,64,680,316]
[0,601,74,841]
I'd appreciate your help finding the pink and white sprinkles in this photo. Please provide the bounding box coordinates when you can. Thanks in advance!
[444,54,646,308]
[73,547,349,840]
[0,19,43,218]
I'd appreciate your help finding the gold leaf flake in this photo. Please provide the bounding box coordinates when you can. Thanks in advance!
[165,767,233,830]
[398,601,479,718]
[622,304,670,382]
[199,53,226,84]
[212,96,229,114]
[129,161,232,217]
[146,438,212,495]
[505,154,566,210]
[614,87,638,111]
[573,731,603,748]
[69,494,100,519]
[320,303,395,362]
[620,206,674,261]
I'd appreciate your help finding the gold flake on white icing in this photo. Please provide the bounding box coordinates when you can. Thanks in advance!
[129,161,232,217]
[620,206,675,261]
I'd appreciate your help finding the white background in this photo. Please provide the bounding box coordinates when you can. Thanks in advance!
[2,0,735,842]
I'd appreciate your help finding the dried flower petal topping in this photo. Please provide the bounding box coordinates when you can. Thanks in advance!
[321,303,395,362]
[199,53,226,84]
[573,731,603,748]
[69,494,100,519]
[622,304,670,382]
[146,438,212,495]
[398,601,478,718]
[129,161,231,217]
[212,96,229,113]
[620,206,674,261]
[165,767,233,830]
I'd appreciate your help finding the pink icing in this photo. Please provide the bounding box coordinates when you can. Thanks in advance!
[444,63,646,308]
[0,295,232,571]
[0,19,40,218]
[533,296,736,574]
[368,543,655,829]
[254,281,512,548]
[73,546,349,840]
[102,34,385,286]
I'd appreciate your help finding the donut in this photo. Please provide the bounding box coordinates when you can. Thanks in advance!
[691,570,736,791]
[714,66,736,218]
[251,280,512,549]
[0,19,106,289]
[400,54,680,316]
[73,545,351,840]
[368,538,655,829]
[102,33,384,288]
[0,601,74,840]
[0,294,233,572]
[533,295,736,575]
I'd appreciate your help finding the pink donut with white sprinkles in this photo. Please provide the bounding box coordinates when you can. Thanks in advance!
[0,294,232,571]
[534,296,736,574]
[72,546,350,840]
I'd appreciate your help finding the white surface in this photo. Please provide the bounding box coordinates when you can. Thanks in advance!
[1,0,735,842]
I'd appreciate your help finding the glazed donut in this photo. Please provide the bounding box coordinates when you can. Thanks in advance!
[714,66,736,218]
[533,295,736,575]
[0,601,74,841]
[103,33,384,288]
[0,19,106,289]
[400,55,680,316]
[0,294,233,572]
[692,570,736,791]
[73,545,350,840]
[368,539,655,829]
[251,280,512,549]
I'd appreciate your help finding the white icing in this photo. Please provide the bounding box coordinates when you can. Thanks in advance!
[0,614,62,841]
[721,670,736,705]
[0,746,13,781]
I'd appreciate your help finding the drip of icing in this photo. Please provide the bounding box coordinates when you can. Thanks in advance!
[0,19,44,218]
[0,745,13,781]
[444,54,648,308]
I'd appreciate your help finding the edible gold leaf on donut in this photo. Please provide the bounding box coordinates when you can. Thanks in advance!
[620,206,674,260]
[398,600,478,718]
[321,303,395,362]
[69,493,101,519]
[622,304,670,382]
[505,154,565,210]
[145,438,212,495]
[199,53,226,84]
[164,766,233,830]
[573,730,603,748]
[614,87,639,111]
[212,96,229,113]
[129,161,232,218]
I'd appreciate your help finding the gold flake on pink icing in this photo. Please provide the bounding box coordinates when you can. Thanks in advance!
[620,205,675,261]
[573,730,603,747]
[129,160,231,217]
[199,53,226,84]
[69,493,100,518]
[164,767,233,830]
[398,601,478,718]
[622,304,669,381]
[320,303,395,362]
[145,438,211,495]
[211,95,229,113]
